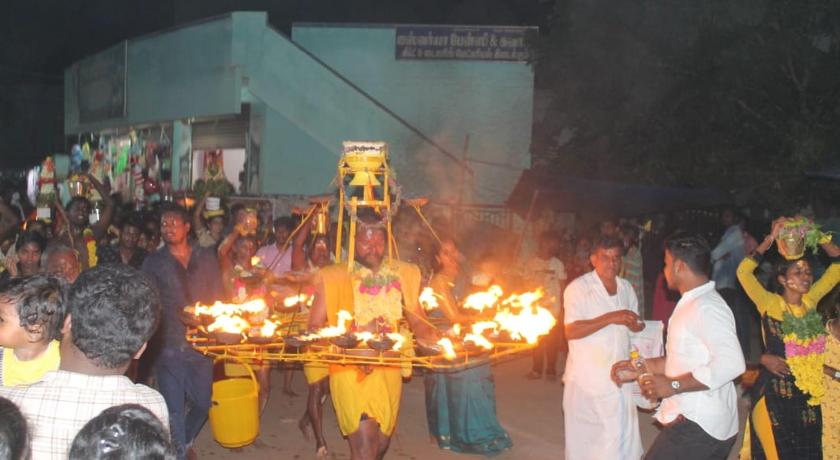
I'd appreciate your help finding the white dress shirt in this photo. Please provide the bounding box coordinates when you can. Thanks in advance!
[655,281,745,440]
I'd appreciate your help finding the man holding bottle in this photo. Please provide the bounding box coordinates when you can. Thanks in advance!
[563,236,645,460]
[612,233,745,459]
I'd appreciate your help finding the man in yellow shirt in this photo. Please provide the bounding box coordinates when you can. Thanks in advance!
[0,274,66,386]
[308,210,438,460]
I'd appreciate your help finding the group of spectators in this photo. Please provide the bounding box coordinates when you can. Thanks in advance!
[0,181,305,459]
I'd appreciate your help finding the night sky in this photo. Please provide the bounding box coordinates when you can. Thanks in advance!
[0,0,549,170]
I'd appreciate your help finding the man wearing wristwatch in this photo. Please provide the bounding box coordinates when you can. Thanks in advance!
[611,233,745,459]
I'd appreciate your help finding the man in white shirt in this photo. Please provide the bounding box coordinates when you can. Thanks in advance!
[612,233,745,459]
[563,236,645,460]
[0,264,168,460]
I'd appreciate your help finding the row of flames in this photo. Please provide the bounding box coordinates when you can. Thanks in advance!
[188,295,313,340]
[419,286,557,359]
[188,285,555,360]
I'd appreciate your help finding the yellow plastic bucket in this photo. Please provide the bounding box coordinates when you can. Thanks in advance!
[209,355,260,448]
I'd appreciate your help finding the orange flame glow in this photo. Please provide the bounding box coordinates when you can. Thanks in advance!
[464,333,494,350]
[419,287,439,311]
[493,305,556,344]
[284,294,314,308]
[315,310,354,338]
[387,332,405,351]
[259,319,278,337]
[437,337,457,360]
[207,315,250,334]
[463,285,503,312]
[470,321,499,335]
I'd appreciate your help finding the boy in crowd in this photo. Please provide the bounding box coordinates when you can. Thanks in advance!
[0,275,66,387]
[0,264,168,459]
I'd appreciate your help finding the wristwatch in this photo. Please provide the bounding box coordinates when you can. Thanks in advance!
[670,380,681,393]
[834,370,840,380]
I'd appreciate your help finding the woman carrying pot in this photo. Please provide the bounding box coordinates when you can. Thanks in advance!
[737,217,840,459]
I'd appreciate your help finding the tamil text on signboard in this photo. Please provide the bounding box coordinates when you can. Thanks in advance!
[395,25,535,62]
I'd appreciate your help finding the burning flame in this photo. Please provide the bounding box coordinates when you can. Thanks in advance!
[316,310,354,338]
[419,287,439,311]
[452,324,462,336]
[192,299,267,317]
[501,289,544,309]
[464,333,494,350]
[207,315,250,334]
[437,338,457,360]
[493,305,556,344]
[463,285,503,312]
[470,321,499,335]
[251,256,262,266]
[259,319,278,337]
[284,294,314,308]
[355,331,374,342]
[387,332,405,351]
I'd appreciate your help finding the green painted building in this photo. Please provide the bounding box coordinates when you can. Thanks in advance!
[64,12,534,205]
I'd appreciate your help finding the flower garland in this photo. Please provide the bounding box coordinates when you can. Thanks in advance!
[352,263,403,326]
[779,218,832,256]
[781,309,826,405]
[82,228,97,268]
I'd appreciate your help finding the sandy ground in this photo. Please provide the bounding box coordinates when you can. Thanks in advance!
[194,356,748,459]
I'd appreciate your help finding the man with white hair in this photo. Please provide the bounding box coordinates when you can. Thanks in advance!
[43,245,81,283]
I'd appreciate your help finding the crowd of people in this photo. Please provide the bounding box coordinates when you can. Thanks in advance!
[0,175,840,460]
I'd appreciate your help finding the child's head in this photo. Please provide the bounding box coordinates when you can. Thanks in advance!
[0,274,67,348]
[64,264,160,370]
[69,404,174,459]
[0,396,29,460]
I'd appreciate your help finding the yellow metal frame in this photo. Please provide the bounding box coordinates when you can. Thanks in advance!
[187,328,534,371]
[335,145,395,269]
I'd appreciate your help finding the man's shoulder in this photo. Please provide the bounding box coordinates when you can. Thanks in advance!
[616,276,634,290]
[318,263,352,283]
[390,259,420,277]
[141,246,167,263]
[123,381,166,402]
[566,272,592,290]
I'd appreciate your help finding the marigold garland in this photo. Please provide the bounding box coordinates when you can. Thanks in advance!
[82,228,97,268]
[352,263,402,327]
[781,309,826,405]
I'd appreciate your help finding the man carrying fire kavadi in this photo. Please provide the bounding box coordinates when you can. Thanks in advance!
[307,207,440,460]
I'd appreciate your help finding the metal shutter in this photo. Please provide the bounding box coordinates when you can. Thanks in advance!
[191,106,249,150]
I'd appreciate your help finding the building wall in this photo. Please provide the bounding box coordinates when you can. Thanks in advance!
[291,23,534,204]
[64,15,242,134]
[64,12,534,205]
[241,20,461,199]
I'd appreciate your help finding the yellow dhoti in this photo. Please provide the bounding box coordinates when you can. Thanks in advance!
[317,260,421,437]
[330,365,402,436]
[304,362,329,384]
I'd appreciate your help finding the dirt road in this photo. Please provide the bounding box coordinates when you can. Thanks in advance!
[195,356,746,459]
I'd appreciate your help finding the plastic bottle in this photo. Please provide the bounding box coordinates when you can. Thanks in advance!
[630,349,652,384]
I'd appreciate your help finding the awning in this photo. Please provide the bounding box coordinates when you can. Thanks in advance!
[506,169,730,218]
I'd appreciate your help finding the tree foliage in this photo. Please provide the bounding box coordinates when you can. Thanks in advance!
[532,0,840,210]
